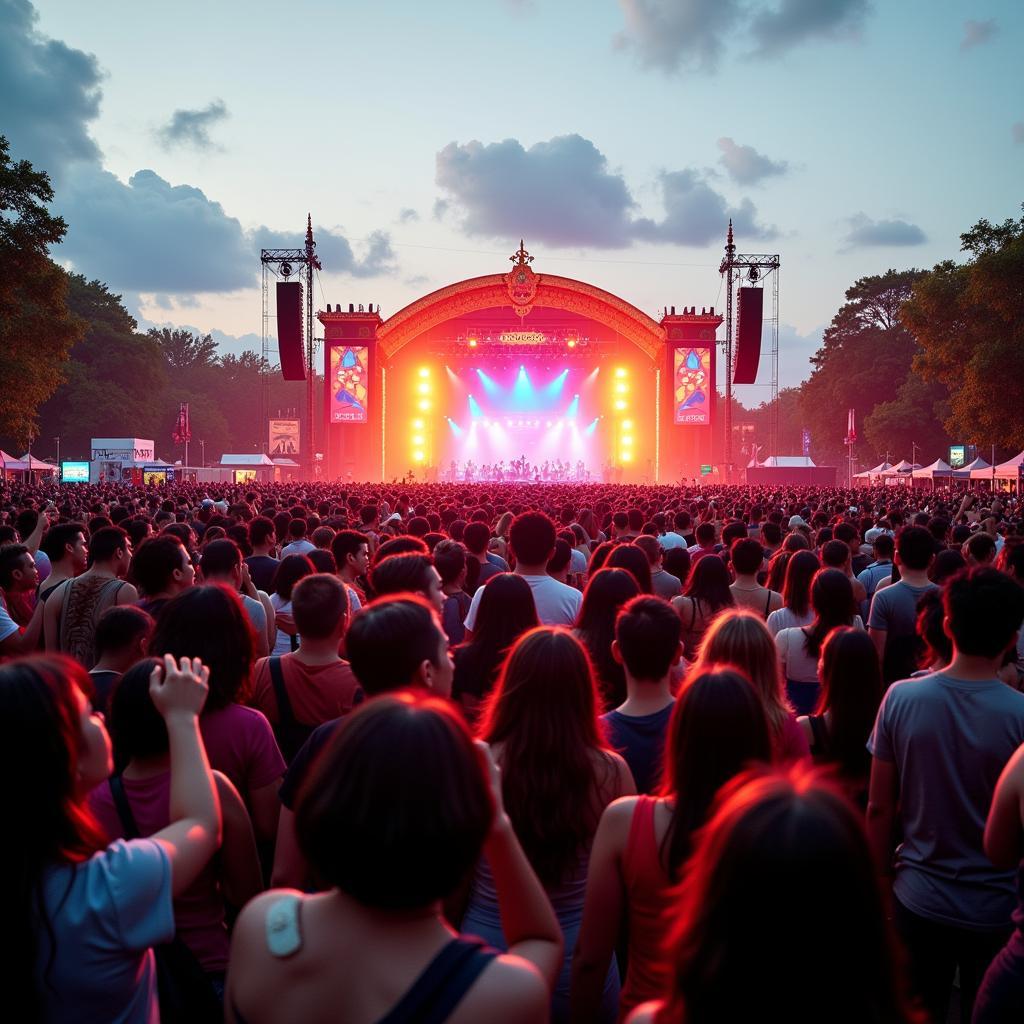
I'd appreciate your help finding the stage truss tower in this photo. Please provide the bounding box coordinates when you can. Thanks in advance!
[260,215,322,476]
[718,220,780,481]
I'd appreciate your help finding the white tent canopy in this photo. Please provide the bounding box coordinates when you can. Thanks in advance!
[882,459,920,476]
[953,456,990,479]
[971,451,1024,480]
[912,459,953,479]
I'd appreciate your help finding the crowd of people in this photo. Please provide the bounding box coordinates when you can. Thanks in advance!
[3,477,1024,1023]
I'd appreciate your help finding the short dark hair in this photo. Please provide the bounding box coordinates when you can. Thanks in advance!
[695,522,716,546]
[432,540,466,586]
[331,529,369,568]
[547,538,573,575]
[821,539,851,570]
[374,536,428,563]
[944,567,1024,658]
[130,535,187,596]
[896,526,935,572]
[730,538,764,576]
[0,544,30,589]
[616,595,682,680]
[39,524,84,563]
[370,553,435,599]
[462,521,490,556]
[272,554,316,600]
[965,532,997,563]
[199,538,242,578]
[94,605,154,658]
[296,693,492,909]
[89,526,129,565]
[249,516,276,547]
[509,511,556,565]
[291,573,348,639]
[345,595,445,695]
[872,534,895,558]
[761,522,782,546]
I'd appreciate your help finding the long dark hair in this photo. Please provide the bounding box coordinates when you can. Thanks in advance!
[272,553,315,600]
[478,627,616,886]
[575,568,641,708]
[816,628,884,781]
[683,554,734,614]
[781,550,820,616]
[803,569,857,658]
[605,543,653,594]
[659,667,771,880]
[658,767,924,1024]
[0,656,107,1021]
[453,573,538,702]
[149,584,256,709]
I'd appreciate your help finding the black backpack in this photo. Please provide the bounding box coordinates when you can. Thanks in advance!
[267,655,316,763]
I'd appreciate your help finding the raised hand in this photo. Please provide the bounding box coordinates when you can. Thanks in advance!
[149,653,210,719]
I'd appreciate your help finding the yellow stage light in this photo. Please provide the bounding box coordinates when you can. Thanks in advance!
[622,419,633,429]
[413,450,425,463]
[418,399,431,411]
[622,435,633,446]
[413,435,425,446]
[615,367,627,379]
[413,419,424,429]
[614,400,627,411]
[621,451,634,462]
[615,382,628,394]
[417,382,430,395]
[418,367,430,378]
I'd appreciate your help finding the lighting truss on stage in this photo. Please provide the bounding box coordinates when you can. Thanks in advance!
[260,216,322,474]
[718,220,781,482]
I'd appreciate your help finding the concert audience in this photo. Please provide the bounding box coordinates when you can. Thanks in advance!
[5,476,1024,1021]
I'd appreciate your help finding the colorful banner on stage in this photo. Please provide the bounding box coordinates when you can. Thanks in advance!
[329,346,368,423]
[673,347,711,425]
[268,419,300,455]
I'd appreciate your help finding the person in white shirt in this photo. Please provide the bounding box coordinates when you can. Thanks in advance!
[280,519,316,558]
[464,511,581,632]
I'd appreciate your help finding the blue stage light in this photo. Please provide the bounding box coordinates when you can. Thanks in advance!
[468,395,483,419]
[565,394,580,419]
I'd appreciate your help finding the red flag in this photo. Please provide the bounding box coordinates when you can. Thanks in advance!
[172,402,192,444]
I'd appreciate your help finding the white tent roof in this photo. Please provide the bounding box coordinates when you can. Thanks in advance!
[882,459,920,475]
[271,458,300,467]
[752,455,817,468]
[18,454,57,470]
[220,454,275,467]
[953,456,989,478]
[984,451,1024,480]
[912,459,953,478]
[0,449,20,467]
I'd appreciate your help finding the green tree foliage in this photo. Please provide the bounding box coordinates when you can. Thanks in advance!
[0,136,85,445]
[903,207,1024,449]
[799,269,930,464]
[863,374,950,461]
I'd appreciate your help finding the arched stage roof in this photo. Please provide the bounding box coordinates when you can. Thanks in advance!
[376,268,666,363]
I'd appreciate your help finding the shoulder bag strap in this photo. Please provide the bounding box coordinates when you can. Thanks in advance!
[108,775,141,840]
[268,655,297,730]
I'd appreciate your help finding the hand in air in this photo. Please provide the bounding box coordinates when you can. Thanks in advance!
[149,653,210,719]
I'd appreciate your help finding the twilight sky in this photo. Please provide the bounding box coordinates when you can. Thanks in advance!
[4,0,1022,401]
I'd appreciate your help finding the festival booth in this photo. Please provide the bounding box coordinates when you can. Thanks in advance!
[0,450,24,479]
[954,456,990,480]
[910,459,954,487]
[880,460,920,484]
[853,461,893,485]
[744,455,836,487]
[214,454,279,485]
[89,438,157,484]
[971,451,1024,490]
[272,457,301,482]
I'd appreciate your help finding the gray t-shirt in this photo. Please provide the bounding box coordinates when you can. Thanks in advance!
[868,671,1024,930]
[868,580,938,681]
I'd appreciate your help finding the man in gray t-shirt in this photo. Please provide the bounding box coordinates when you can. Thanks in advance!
[867,566,1024,1023]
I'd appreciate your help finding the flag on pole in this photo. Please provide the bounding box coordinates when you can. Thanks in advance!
[801,428,811,457]
[845,408,856,445]
[172,402,191,445]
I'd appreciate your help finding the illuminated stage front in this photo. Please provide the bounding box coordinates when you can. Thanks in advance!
[318,245,721,483]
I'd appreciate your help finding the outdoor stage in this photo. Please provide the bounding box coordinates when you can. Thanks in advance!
[318,244,722,483]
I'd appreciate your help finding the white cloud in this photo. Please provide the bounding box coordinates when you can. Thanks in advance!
[717,137,789,186]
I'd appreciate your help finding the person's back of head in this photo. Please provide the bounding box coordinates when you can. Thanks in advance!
[761,522,782,547]
[661,766,917,1022]
[612,511,629,533]
[312,526,336,550]
[661,668,771,878]
[432,540,467,587]
[781,550,820,616]
[272,553,316,600]
[964,531,997,566]
[94,605,154,665]
[198,538,242,581]
[663,547,691,587]
[872,534,895,561]
[547,538,572,577]
[291,573,349,641]
[896,525,935,573]
[605,543,653,594]
[820,539,851,571]
[695,521,716,547]
[614,595,681,682]
[633,534,662,568]
[468,572,539,653]
[721,521,747,550]
[462,521,490,557]
[108,658,167,771]
[627,509,645,534]
[149,584,255,710]
[370,553,436,600]
[296,692,491,910]
[730,537,764,578]
[509,511,556,567]
[287,518,308,541]
[373,535,429,563]
[130,534,188,597]
[674,511,692,533]
[345,594,449,696]
[833,522,858,547]
[944,566,1024,660]
[931,547,966,584]
[249,516,275,549]
[89,525,129,567]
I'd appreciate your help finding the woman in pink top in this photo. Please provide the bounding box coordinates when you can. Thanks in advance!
[90,658,263,985]
[692,609,811,764]
[150,584,286,845]
[571,668,772,1022]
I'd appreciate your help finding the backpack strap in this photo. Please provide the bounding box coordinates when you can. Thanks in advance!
[108,775,141,840]
[268,656,297,731]
[376,937,496,1024]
